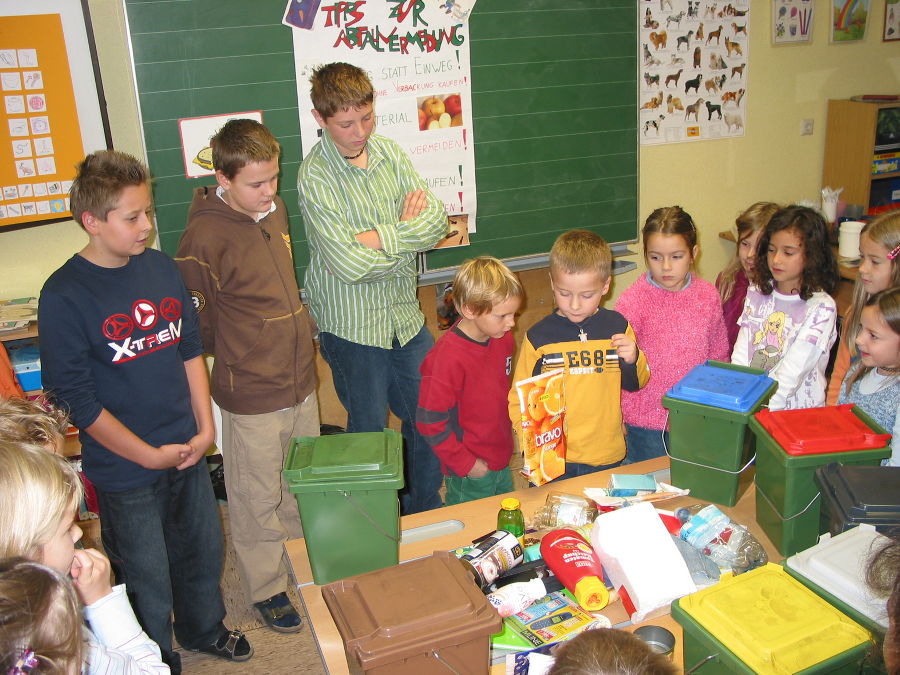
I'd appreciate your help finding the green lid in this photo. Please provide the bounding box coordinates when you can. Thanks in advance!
[284,429,404,492]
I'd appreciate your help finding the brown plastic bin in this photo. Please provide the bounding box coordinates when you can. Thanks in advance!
[321,550,502,674]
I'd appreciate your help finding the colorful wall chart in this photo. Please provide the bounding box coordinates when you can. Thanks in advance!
[0,14,84,226]
[639,0,750,146]
[0,1,107,228]
[773,0,814,44]
[290,0,475,240]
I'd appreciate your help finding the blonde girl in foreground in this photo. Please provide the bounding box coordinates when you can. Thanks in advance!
[0,441,168,674]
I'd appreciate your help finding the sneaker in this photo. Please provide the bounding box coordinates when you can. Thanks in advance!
[193,629,253,662]
[255,592,304,633]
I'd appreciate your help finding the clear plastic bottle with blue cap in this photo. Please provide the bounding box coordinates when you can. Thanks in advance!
[676,504,767,574]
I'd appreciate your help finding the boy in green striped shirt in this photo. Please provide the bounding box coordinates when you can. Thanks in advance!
[297,62,448,513]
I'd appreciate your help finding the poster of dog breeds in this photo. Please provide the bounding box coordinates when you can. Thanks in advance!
[640,0,750,144]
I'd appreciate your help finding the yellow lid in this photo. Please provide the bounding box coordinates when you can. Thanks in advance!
[574,576,609,611]
[500,498,520,510]
[678,563,871,674]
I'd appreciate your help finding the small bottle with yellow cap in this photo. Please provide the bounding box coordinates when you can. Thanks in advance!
[497,497,525,546]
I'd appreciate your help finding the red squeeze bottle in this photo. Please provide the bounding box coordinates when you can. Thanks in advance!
[540,529,609,611]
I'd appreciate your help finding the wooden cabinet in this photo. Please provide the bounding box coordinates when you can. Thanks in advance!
[822,99,900,216]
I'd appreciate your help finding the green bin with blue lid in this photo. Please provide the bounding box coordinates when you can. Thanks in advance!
[284,429,404,585]
[661,361,777,506]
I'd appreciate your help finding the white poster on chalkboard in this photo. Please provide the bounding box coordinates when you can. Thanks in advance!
[178,111,263,179]
[639,0,750,146]
[288,0,476,235]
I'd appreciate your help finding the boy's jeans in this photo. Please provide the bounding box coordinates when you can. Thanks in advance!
[96,461,227,669]
[319,325,443,514]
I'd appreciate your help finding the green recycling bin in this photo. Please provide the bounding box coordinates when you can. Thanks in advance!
[284,429,404,585]
[662,361,777,506]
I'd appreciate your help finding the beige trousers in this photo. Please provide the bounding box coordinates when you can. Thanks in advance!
[220,393,320,604]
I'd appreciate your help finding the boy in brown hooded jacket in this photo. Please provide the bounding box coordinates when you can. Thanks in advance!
[175,119,318,634]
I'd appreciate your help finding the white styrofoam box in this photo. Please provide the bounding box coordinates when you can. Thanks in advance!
[786,524,890,630]
[591,501,697,622]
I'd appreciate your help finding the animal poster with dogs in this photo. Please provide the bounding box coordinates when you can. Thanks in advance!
[640,0,750,145]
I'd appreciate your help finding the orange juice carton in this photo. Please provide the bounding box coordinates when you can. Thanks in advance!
[514,370,566,486]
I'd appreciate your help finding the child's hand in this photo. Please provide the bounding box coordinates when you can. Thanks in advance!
[611,333,638,364]
[70,548,113,606]
[176,435,209,470]
[151,443,193,469]
[467,458,489,479]
[400,189,427,222]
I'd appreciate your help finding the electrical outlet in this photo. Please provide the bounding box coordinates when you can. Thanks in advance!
[800,118,814,136]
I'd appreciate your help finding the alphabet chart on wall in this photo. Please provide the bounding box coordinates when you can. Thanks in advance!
[0,2,109,228]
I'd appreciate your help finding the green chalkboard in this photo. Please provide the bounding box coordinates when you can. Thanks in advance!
[125,0,637,282]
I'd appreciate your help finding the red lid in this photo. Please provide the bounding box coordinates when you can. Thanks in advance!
[754,405,891,455]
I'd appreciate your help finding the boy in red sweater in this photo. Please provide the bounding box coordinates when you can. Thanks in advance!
[417,257,523,504]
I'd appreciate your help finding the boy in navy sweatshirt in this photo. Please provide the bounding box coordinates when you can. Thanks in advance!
[39,151,251,672]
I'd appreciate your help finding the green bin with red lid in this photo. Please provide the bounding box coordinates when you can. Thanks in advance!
[750,405,891,557]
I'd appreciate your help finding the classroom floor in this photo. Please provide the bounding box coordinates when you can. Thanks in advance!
[176,622,324,674]
[174,505,325,674]
[174,452,530,673]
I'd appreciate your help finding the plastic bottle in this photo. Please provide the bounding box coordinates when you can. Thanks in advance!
[486,577,547,617]
[676,504,767,575]
[531,492,598,529]
[498,497,525,545]
[539,529,609,611]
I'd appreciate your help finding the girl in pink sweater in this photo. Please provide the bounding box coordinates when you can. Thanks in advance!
[615,206,730,462]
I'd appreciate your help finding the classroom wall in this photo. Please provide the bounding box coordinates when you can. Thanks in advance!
[0,0,145,299]
[1,1,898,424]
[4,2,898,299]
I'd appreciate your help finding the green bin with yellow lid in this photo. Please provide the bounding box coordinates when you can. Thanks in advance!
[671,563,873,674]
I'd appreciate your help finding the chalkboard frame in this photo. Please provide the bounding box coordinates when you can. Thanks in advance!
[124,0,638,283]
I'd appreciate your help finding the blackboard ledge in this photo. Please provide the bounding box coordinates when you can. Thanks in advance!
[417,245,638,286]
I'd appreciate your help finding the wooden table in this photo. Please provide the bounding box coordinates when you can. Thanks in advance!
[285,457,779,674]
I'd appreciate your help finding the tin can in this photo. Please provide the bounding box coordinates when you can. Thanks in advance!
[460,530,524,589]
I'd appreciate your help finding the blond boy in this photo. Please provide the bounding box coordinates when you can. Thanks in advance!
[417,257,522,504]
[508,231,650,477]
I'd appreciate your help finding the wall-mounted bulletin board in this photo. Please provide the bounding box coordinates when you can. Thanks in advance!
[0,0,110,229]
[124,0,637,283]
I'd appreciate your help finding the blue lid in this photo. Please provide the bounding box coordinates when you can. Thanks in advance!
[665,361,776,412]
